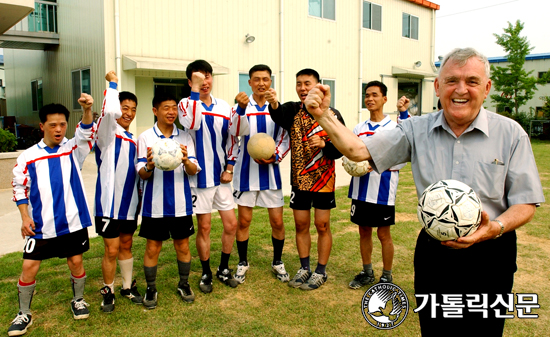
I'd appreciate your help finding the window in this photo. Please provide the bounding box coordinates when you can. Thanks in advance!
[72,68,91,110]
[31,79,43,112]
[238,73,275,99]
[309,0,335,20]
[321,79,335,107]
[361,83,368,109]
[539,72,550,84]
[402,13,418,40]
[363,2,381,31]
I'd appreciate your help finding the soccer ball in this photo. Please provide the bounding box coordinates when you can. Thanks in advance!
[342,157,371,177]
[417,179,482,241]
[247,132,276,160]
[151,138,183,171]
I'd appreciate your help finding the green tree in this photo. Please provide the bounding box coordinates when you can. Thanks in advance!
[541,96,550,120]
[490,20,550,115]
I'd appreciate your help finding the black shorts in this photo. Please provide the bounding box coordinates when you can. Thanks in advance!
[139,216,195,241]
[289,186,336,210]
[350,199,395,227]
[95,216,138,239]
[22,228,90,260]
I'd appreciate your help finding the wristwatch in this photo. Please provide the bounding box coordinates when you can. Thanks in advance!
[225,169,233,174]
[493,219,505,239]
[144,165,153,173]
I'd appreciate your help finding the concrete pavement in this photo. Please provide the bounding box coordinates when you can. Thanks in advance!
[0,153,352,256]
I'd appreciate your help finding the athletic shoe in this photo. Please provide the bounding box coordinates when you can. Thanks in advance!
[379,274,393,283]
[100,286,115,313]
[70,299,90,320]
[142,287,157,309]
[288,268,312,288]
[177,283,195,303]
[299,272,328,290]
[349,271,376,289]
[120,279,143,304]
[216,268,239,288]
[234,261,249,284]
[199,273,213,294]
[7,312,32,337]
[271,261,290,282]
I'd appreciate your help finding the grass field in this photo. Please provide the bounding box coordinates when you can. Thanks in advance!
[1,140,549,336]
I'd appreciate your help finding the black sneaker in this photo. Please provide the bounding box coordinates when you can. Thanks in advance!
[379,274,393,283]
[288,268,312,288]
[216,268,239,288]
[120,280,143,304]
[299,272,328,290]
[349,270,375,289]
[199,273,213,294]
[142,287,157,310]
[7,312,32,336]
[70,299,90,320]
[177,282,195,303]
[100,286,115,313]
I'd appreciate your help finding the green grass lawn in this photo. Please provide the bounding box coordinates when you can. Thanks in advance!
[1,140,549,336]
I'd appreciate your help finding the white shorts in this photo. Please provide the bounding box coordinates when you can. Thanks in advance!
[233,189,284,208]
[192,183,234,214]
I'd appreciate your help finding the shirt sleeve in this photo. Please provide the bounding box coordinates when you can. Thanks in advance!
[268,101,296,131]
[322,108,346,160]
[73,121,95,168]
[274,126,290,163]
[184,133,201,175]
[136,134,148,172]
[229,104,250,137]
[364,124,411,173]
[95,84,121,150]
[12,153,31,205]
[178,92,203,131]
[225,133,239,166]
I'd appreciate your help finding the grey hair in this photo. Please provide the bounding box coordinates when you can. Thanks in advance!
[439,48,490,78]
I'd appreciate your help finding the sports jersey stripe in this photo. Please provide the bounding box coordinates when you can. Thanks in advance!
[377,171,392,205]
[195,124,207,187]
[69,153,92,229]
[94,148,103,216]
[184,175,193,215]
[357,173,370,199]
[27,163,44,239]
[118,144,137,219]
[143,174,154,216]
[49,156,69,236]
[239,135,251,191]
[24,145,79,167]
[163,170,175,216]
[203,112,230,120]
[256,115,270,190]
[247,112,270,116]
[205,115,222,185]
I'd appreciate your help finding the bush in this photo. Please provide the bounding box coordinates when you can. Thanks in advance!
[0,129,17,152]
[497,110,533,133]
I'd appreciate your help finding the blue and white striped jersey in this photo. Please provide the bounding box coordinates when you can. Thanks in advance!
[136,123,200,218]
[93,85,139,220]
[12,123,94,239]
[348,115,407,205]
[229,95,290,192]
[178,94,238,188]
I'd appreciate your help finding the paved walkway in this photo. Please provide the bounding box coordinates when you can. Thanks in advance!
[0,154,351,256]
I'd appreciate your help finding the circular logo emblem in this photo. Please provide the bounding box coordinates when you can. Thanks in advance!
[361,283,409,330]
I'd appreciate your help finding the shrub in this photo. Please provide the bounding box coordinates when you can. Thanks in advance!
[0,129,17,152]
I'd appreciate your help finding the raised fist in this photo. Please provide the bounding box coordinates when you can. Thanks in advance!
[191,72,205,92]
[396,96,410,112]
[105,70,118,84]
[78,93,94,110]
[265,88,278,105]
[305,84,331,119]
[235,92,250,109]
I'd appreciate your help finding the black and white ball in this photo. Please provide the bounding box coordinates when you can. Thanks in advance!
[417,179,482,241]
[151,138,183,171]
[342,157,371,177]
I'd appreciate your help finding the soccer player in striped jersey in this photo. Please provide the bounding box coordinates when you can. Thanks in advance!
[94,71,142,313]
[348,81,410,289]
[178,60,240,293]
[9,95,94,336]
[136,90,201,309]
[229,64,291,284]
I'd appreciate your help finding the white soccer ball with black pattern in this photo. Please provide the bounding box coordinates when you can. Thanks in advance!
[342,157,371,177]
[247,132,276,160]
[151,138,183,171]
[417,179,482,241]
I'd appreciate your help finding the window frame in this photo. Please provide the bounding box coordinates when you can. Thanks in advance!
[402,12,419,40]
[71,67,91,110]
[308,0,336,21]
[321,78,336,108]
[31,78,43,112]
[362,1,382,32]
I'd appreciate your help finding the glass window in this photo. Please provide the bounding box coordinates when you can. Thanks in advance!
[363,2,381,31]
[31,79,43,112]
[72,68,91,110]
[309,0,335,20]
[402,13,419,40]
[361,83,368,109]
[321,79,335,107]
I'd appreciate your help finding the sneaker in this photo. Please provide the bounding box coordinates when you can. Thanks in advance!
[70,299,90,320]
[142,287,157,309]
[216,268,239,288]
[100,286,115,313]
[271,261,290,282]
[120,280,143,304]
[177,283,195,303]
[299,272,328,290]
[7,312,32,337]
[349,271,376,289]
[288,268,312,288]
[199,273,213,294]
[379,274,393,283]
[234,261,249,284]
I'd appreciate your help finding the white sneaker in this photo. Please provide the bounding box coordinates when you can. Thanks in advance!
[234,261,249,284]
[271,261,290,282]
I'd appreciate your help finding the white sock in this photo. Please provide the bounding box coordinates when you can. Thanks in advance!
[119,257,134,289]
[104,281,115,293]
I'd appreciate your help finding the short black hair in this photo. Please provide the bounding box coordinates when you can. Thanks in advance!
[39,103,70,123]
[365,81,387,97]
[249,64,272,78]
[152,92,177,110]
[186,60,213,79]
[119,91,138,106]
[296,68,320,82]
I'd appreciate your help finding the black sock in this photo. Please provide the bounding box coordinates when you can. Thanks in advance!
[177,260,191,287]
[300,256,310,270]
[201,259,211,276]
[237,239,249,263]
[144,265,157,291]
[272,237,284,263]
[315,263,327,275]
[219,252,230,271]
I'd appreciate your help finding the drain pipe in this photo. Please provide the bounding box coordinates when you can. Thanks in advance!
[115,0,122,88]
[279,0,284,102]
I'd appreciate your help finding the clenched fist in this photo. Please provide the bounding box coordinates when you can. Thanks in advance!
[235,92,250,109]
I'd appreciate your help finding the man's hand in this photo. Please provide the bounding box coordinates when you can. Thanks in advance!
[307,135,325,149]
[105,70,118,84]
[146,147,155,171]
[180,144,189,165]
[190,72,206,92]
[441,211,499,249]
[221,165,234,183]
[396,96,410,112]
[78,93,94,111]
[305,84,331,119]
[254,154,276,165]
[265,88,278,109]
[235,92,250,109]
[21,216,36,238]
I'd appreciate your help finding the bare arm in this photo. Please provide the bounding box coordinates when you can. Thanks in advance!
[18,203,35,238]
